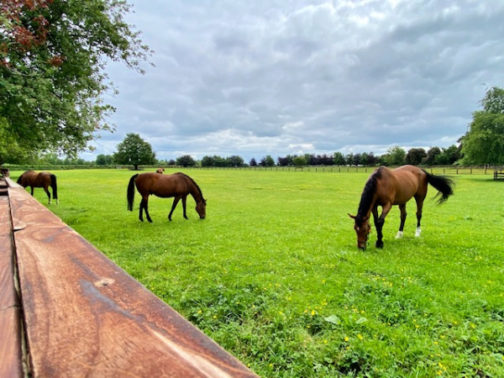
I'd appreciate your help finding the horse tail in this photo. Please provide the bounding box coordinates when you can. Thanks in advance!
[424,170,454,204]
[127,174,139,211]
[50,174,58,200]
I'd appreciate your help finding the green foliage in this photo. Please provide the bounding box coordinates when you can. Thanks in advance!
[423,147,441,165]
[292,155,307,166]
[434,145,461,165]
[333,152,346,165]
[15,168,504,377]
[482,87,504,114]
[462,87,504,165]
[0,0,150,158]
[114,133,155,170]
[462,112,504,165]
[176,154,196,167]
[201,155,244,167]
[382,146,406,166]
[96,154,114,166]
[406,148,427,165]
[261,155,275,167]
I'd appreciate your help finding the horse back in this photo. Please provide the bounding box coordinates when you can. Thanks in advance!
[135,172,188,197]
[383,165,427,204]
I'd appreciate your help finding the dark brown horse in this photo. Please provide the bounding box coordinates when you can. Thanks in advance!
[127,172,206,223]
[17,170,58,204]
[349,165,453,250]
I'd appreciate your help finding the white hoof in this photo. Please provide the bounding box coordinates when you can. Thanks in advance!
[395,231,403,239]
[415,228,421,237]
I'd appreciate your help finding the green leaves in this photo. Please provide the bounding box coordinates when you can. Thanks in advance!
[114,133,155,169]
[324,314,341,325]
[0,0,150,161]
[461,88,504,165]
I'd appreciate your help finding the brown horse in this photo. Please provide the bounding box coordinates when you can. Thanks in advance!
[156,168,165,174]
[17,170,58,204]
[127,172,206,223]
[349,165,453,250]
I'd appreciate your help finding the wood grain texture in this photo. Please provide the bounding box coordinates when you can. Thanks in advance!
[7,186,256,377]
[0,190,23,378]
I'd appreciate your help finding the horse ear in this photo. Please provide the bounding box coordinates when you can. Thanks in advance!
[348,213,356,219]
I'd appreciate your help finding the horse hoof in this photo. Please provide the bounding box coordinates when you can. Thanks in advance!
[376,240,384,248]
[395,231,403,239]
[415,228,421,237]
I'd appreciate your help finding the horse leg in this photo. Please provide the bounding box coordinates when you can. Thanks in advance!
[44,186,51,204]
[168,197,180,221]
[395,204,407,239]
[139,198,145,222]
[182,195,188,219]
[143,196,153,223]
[376,202,392,248]
[372,206,380,247]
[414,196,424,237]
[30,186,34,196]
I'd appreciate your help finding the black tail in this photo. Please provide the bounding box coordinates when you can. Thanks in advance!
[424,170,454,204]
[50,174,58,200]
[127,174,139,211]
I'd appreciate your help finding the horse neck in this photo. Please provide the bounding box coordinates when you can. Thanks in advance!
[357,172,380,220]
[187,182,203,203]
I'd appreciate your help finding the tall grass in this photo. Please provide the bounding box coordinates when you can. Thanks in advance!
[11,169,504,376]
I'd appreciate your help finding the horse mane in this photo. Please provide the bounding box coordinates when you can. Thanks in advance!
[175,172,205,202]
[356,167,382,225]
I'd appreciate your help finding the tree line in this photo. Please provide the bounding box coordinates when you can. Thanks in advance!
[89,133,462,169]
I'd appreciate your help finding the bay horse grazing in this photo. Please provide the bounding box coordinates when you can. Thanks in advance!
[349,165,453,250]
[156,168,165,174]
[127,172,206,223]
[17,170,58,204]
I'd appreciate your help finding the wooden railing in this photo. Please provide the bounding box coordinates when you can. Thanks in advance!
[0,177,256,377]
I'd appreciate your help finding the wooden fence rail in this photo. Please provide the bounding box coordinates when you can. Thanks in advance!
[0,177,256,377]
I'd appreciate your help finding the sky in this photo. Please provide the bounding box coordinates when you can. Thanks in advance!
[81,0,504,162]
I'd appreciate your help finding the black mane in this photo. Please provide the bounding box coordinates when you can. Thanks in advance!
[176,172,205,202]
[355,168,382,225]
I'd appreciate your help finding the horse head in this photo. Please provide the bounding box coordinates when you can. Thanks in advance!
[196,199,206,219]
[348,213,371,250]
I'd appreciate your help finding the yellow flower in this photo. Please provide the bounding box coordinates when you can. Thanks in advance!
[344,336,349,342]
[311,310,316,316]
[357,334,363,340]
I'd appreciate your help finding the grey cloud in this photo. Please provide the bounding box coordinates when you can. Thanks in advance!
[86,0,504,161]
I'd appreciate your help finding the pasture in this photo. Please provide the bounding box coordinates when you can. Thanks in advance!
[11,168,504,376]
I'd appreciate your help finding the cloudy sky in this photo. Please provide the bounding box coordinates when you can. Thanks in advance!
[82,0,504,162]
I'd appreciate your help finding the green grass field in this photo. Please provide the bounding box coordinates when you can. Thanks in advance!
[11,169,504,376]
